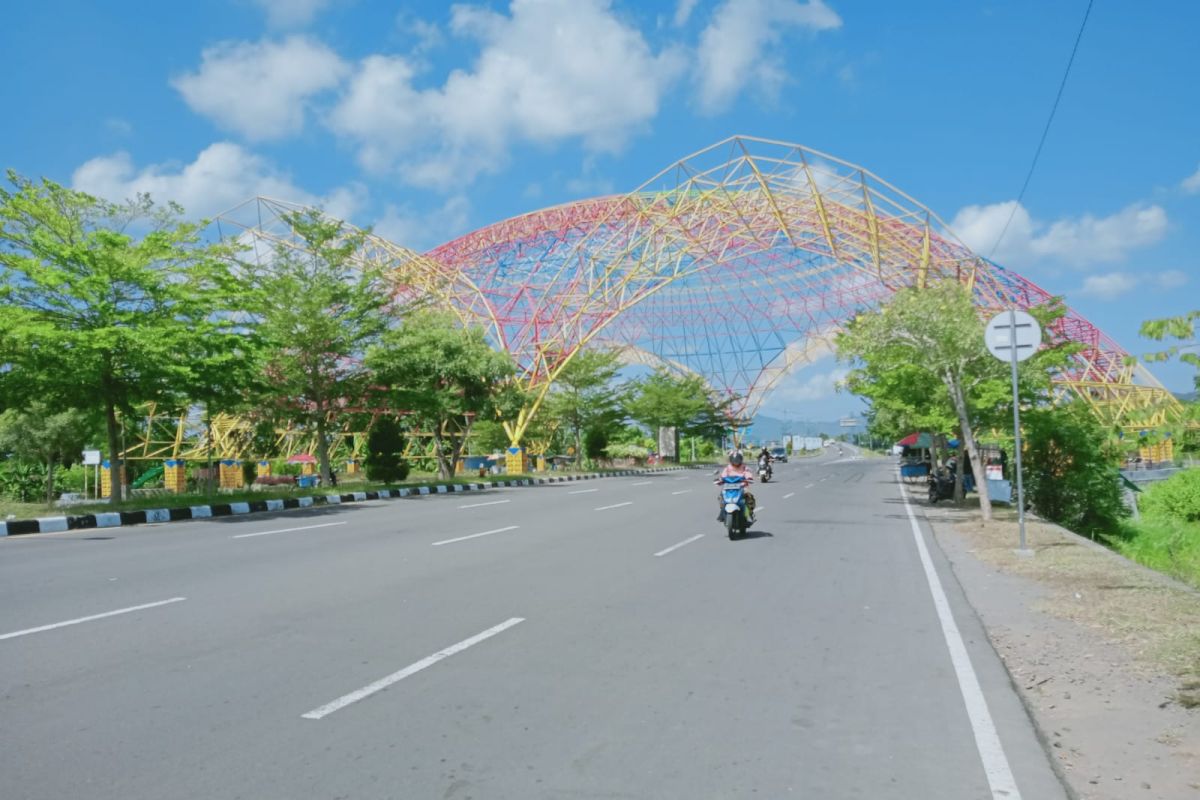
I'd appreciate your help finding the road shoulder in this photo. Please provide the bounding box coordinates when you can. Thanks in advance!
[924,503,1200,800]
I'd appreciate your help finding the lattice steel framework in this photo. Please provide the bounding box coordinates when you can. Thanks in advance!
[218,136,1186,447]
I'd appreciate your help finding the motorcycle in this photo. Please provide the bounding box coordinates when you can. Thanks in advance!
[927,467,956,504]
[717,474,752,540]
[757,456,772,483]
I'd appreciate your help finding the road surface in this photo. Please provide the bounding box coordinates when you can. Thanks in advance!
[1,449,1067,799]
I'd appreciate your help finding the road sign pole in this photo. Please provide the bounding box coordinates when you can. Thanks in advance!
[1008,308,1029,551]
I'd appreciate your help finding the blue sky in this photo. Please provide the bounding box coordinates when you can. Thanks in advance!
[3,0,1198,421]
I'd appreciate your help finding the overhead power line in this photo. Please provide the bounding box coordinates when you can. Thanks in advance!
[988,0,1095,260]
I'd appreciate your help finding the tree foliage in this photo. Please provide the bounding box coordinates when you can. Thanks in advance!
[363,416,409,484]
[543,347,625,464]
[1139,310,1200,387]
[1021,404,1128,537]
[244,210,390,484]
[0,403,97,504]
[367,311,522,480]
[624,369,731,460]
[837,282,1070,518]
[0,172,248,501]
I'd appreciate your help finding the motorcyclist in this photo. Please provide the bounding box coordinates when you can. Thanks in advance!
[715,450,756,523]
[757,447,773,480]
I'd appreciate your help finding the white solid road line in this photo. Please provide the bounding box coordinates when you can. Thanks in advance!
[301,617,526,720]
[671,489,692,495]
[673,476,689,481]
[568,488,598,495]
[431,525,519,546]
[897,473,1022,798]
[630,481,652,486]
[231,522,347,539]
[0,597,187,641]
[783,492,795,499]
[654,534,704,557]
[594,502,633,511]
[458,499,511,509]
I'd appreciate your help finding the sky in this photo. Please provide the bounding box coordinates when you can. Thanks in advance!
[2,0,1198,423]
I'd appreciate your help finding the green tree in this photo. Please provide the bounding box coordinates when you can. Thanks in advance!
[0,173,247,502]
[543,348,625,464]
[0,403,97,504]
[245,210,390,486]
[625,370,728,461]
[367,311,522,480]
[1139,310,1200,387]
[836,283,1068,519]
[364,416,410,484]
[1021,404,1128,537]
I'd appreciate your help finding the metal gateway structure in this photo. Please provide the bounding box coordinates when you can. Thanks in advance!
[220,136,1187,451]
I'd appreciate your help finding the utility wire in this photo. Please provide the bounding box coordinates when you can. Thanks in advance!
[988,0,1095,260]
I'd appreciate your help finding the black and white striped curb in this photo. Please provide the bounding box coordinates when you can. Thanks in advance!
[0,467,702,536]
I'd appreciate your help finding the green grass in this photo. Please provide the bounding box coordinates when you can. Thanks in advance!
[1,466,668,520]
[1107,517,1200,590]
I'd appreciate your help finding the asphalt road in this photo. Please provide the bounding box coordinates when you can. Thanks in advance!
[0,449,1067,799]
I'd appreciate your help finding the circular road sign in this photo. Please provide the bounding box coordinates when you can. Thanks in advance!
[985,309,1042,363]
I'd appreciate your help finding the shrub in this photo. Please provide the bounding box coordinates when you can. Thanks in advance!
[365,417,409,483]
[0,460,46,502]
[584,427,609,460]
[1021,404,1128,537]
[1139,468,1200,523]
[604,442,650,459]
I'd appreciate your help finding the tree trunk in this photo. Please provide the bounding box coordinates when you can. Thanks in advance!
[447,416,474,481]
[205,409,216,497]
[104,401,124,504]
[45,456,56,506]
[948,379,992,521]
[315,415,333,485]
[431,430,451,480]
[953,444,965,502]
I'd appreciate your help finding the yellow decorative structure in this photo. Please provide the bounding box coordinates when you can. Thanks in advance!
[218,460,242,490]
[163,460,187,494]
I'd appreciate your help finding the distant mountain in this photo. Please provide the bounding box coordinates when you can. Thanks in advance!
[1177,391,1197,403]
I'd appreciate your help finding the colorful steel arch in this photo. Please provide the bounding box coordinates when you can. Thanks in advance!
[218,136,1187,448]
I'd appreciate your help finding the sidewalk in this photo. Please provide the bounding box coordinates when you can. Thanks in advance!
[923,502,1200,800]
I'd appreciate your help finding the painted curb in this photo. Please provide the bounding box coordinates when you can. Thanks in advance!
[1,466,707,536]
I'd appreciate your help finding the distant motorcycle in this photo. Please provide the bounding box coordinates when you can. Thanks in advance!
[757,455,772,483]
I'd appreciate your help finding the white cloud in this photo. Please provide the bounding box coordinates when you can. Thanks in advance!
[948,200,1168,268]
[173,36,349,141]
[373,195,472,252]
[71,142,366,221]
[1182,164,1200,194]
[328,0,685,187]
[694,0,841,114]
[768,366,849,403]
[1075,269,1190,300]
[250,0,335,27]
[1156,269,1189,289]
[104,117,133,136]
[1078,272,1138,300]
[674,0,700,26]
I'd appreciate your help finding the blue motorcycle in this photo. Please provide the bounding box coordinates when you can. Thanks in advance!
[718,474,751,540]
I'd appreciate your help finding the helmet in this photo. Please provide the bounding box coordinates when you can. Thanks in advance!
[728,450,744,466]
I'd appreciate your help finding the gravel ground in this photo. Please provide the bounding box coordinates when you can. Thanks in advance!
[924,502,1200,799]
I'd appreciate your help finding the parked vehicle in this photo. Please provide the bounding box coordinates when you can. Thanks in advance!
[927,468,955,503]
